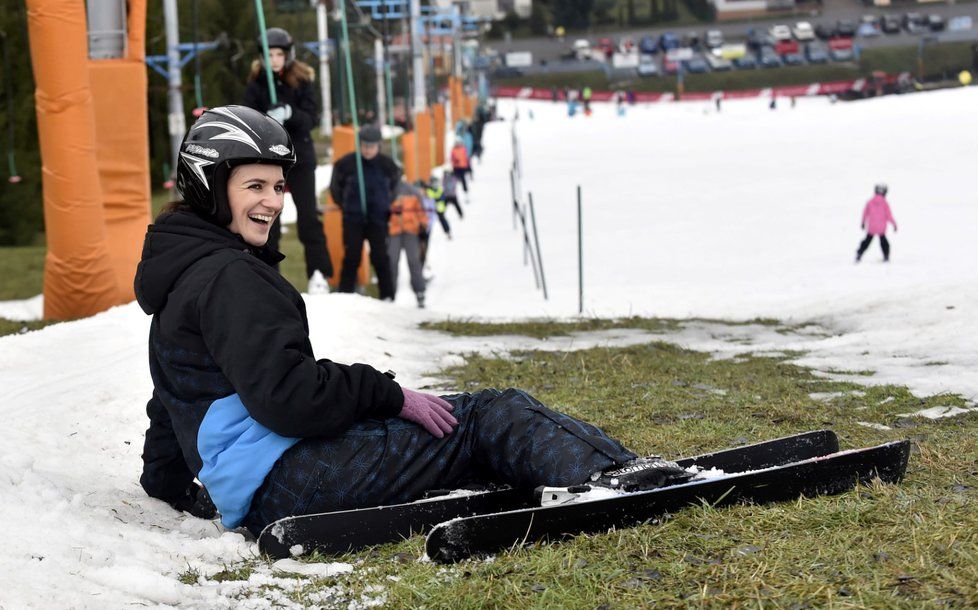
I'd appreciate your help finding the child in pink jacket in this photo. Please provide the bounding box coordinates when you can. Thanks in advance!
[856,184,898,262]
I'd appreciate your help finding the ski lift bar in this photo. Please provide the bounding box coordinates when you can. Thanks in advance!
[145,41,219,78]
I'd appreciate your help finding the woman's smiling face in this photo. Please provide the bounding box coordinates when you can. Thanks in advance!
[225,163,285,247]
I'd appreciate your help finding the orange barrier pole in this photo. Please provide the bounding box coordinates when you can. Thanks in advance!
[90,0,151,301]
[27,0,119,319]
[323,125,370,288]
[432,103,446,167]
[414,111,432,183]
[401,131,417,183]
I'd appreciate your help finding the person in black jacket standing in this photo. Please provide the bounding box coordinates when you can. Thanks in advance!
[136,106,690,534]
[328,125,399,299]
[243,27,332,294]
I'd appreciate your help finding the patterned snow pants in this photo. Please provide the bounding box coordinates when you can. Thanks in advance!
[243,388,636,535]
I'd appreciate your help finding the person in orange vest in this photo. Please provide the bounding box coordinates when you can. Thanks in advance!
[388,180,429,308]
[450,139,470,195]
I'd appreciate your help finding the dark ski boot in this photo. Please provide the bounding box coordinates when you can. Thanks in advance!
[589,457,695,492]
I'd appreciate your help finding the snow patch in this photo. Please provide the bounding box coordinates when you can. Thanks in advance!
[271,558,354,578]
[897,405,977,420]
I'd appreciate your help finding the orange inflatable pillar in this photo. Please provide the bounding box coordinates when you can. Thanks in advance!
[449,77,463,126]
[323,125,370,289]
[414,112,432,183]
[432,103,446,166]
[89,0,151,302]
[463,96,475,121]
[27,0,119,319]
[401,131,417,183]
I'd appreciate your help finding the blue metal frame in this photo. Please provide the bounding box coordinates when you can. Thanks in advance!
[145,41,219,78]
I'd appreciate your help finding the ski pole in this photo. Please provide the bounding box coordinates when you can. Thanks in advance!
[338,0,367,217]
[254,0,278,106]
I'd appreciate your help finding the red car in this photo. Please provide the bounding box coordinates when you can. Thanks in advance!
[597,37,615,58]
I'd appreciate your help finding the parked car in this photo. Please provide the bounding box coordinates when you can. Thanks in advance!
[492,66,523,78]
[639,35,658,54]
[682,33,702,50]
[857,22,881,37]
[758,46,783,68]
[836,19,858,37]
[948,16,973,32]
[705,51,733,71]
[684,55,710,73]
[805,42,829,63]
[637,54,660,76]
[881,15,901,34]
[659,32,681,52]
[572,39,591,60]
[861,15,881,28]
[662,57,680,75]
[746,28,773,50]
[815,23,837,40]
[829,39,855,62]
[782,52,805,66]
[793,22,815,41]
[733,54,757,69]
[769,24,792,41]
[927,14,945,31]
[775,39,800,56]
[705,29,724,48]
[596,37,615,56]
[904,13,928,35]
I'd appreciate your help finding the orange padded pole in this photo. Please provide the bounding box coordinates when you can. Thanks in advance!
[323,125,369,288]
[27,0,119,319]
[432,103,446,166]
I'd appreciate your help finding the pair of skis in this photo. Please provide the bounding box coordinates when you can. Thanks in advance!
[258,430,910,563]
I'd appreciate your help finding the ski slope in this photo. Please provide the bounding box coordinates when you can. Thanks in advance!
[1,87,977,608]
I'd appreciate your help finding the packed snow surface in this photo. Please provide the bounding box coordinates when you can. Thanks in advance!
[3,88,978,608]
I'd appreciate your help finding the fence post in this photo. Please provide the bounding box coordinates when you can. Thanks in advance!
[577,185,583,315]
[528,192,548,300]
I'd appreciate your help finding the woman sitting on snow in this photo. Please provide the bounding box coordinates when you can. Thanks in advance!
[135,105,687,534]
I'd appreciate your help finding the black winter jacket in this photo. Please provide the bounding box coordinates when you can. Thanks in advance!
[135,211,403,506]
[243,71,320,166]
[328,152,400,225]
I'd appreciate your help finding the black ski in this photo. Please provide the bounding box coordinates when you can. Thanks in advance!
[258,429,839,558]
[425,439,910,563]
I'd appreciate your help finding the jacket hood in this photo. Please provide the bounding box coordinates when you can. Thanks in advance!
[134,211,284,314]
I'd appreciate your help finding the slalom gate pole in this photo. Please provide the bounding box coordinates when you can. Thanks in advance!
[516,203,540,289]
[1,30,19,182]
[338,0,367,217]
[254,0,278,105]
[577,185,583,314]
[510,168,517,229]
[528,192,548,300]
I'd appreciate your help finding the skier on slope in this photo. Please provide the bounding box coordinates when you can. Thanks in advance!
[242,27,332,295]
[135,106,690,535]
[856,183,898,263]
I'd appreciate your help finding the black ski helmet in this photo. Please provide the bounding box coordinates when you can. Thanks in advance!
[258,27,296,66]
[176,105,296,226]
[874,183,888,196]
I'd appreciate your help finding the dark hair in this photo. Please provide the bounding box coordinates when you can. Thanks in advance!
[157,200,194,221]
[248,58,315,90]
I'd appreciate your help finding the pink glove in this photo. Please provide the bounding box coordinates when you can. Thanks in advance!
[399,388,458,438]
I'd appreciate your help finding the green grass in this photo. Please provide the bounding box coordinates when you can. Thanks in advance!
[175,317,978,608]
